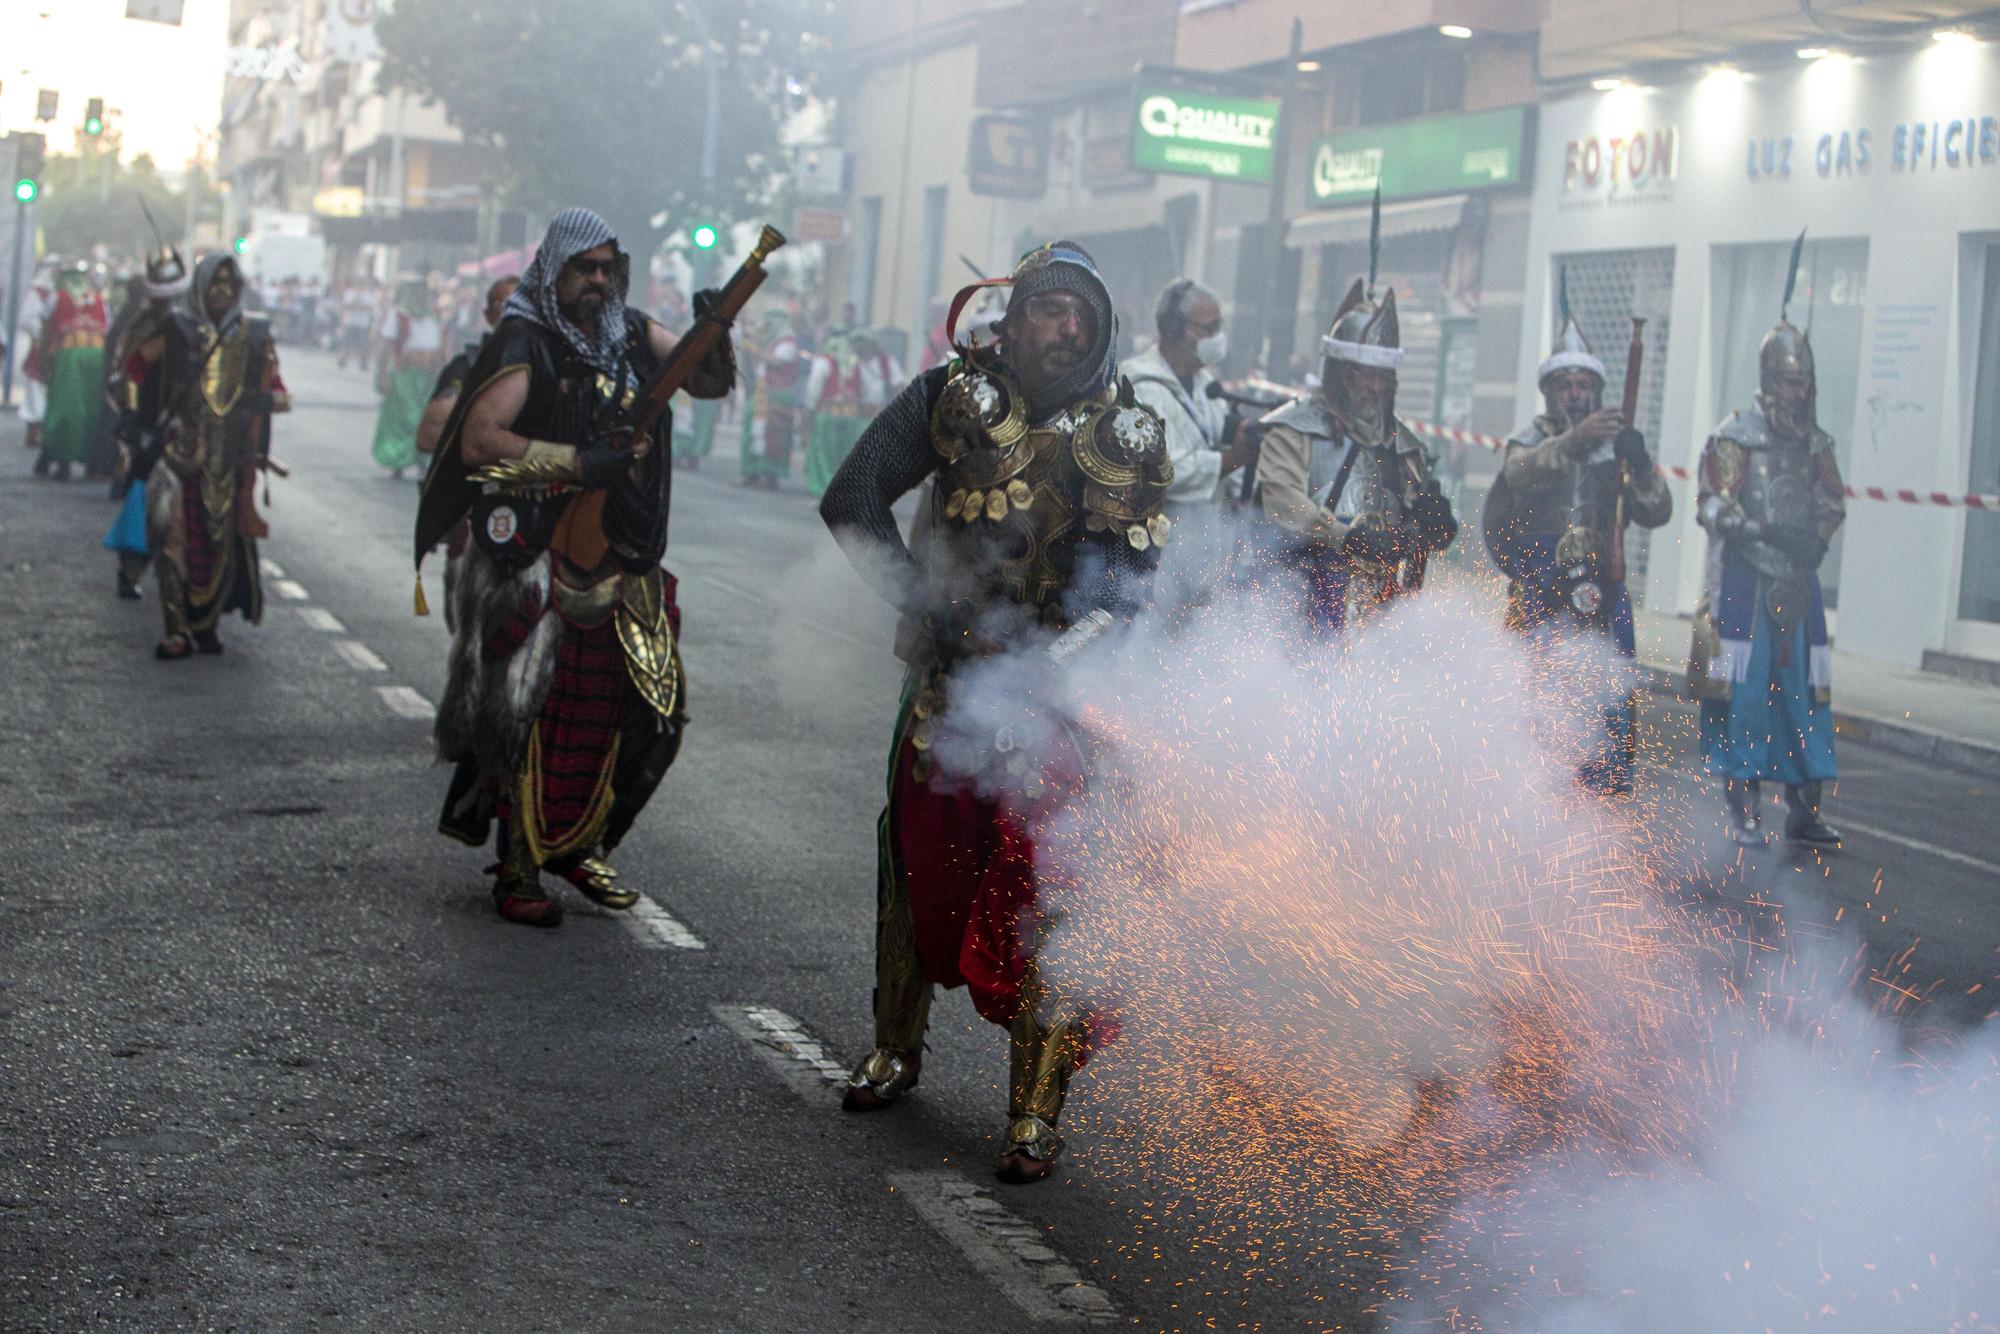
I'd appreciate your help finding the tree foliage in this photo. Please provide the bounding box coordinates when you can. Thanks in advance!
[378,0,837,252]
[37,144,205,259]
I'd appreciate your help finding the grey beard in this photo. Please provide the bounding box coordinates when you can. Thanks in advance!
[1344,400,1387,445]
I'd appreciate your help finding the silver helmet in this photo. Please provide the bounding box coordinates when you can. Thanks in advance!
[1319,277,1402,443]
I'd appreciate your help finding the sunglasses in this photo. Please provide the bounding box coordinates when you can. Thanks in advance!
[567,257,619,278]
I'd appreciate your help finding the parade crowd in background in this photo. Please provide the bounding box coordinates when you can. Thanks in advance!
[12,205,1847,1182]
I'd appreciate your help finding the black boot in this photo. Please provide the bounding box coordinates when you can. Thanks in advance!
[1784,782,1842,849]
[1724,779,1765,847]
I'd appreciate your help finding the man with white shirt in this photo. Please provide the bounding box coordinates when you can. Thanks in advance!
[1122,280,1252,517]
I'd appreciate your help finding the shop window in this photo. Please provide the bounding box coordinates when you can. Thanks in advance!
[1960,242,2000,626]
[1553,247,1677,597]
[1711,238,1868,610]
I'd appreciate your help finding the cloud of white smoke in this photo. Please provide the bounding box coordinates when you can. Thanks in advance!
[925,571,1998,1326]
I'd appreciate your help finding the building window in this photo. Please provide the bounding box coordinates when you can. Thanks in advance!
[1711,238,1868,610]
[1553,247,1677,596]
[851,196,882,327]
[1960,241,2000,626]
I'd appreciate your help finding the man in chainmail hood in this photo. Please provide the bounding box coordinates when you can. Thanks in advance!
[415,207,736,928]
[819,242,1173,1183]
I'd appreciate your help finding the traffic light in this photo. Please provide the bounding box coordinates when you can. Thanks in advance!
[84,98,104,137]
[233,235,249,255]
[691,223,718,250]
[13,132,45,204]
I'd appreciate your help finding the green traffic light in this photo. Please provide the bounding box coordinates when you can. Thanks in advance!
[13,178,36,203]
[233,236,249,254]
[691,224,718,250]
[84,117,103,136]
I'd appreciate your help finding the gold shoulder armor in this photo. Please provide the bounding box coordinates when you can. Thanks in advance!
[930,358,1026,465]
[1076,394,1173,545]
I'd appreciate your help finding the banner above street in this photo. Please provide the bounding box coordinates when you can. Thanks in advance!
[1130,85,1281,183]
[1309,106,1531,204]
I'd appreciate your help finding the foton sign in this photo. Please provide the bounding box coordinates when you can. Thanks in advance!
[1560,127,1679,207]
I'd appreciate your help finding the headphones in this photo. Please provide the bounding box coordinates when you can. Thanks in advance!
[1157,278,1197,341]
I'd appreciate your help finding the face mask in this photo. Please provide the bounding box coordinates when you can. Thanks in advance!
[1194,329,1227,367]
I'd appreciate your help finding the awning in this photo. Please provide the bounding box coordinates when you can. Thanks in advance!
[456,244,537,279]
[1284,193,1468,250]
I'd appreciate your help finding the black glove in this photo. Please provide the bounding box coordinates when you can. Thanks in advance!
[576,430,637,488]
[692,288,729,326]
[1767,522,1828,567]
[1341,525,1398,566]
[115,409,144,446]
[1613,427,1650,469]
[1410,481,1458,552]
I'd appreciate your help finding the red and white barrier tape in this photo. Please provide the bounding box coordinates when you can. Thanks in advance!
[1234,375,2000,511]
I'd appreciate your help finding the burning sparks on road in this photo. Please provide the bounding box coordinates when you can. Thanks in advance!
[941,579,2000,1328]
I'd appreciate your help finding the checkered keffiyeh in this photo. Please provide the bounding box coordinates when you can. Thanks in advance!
[502,207,631,375]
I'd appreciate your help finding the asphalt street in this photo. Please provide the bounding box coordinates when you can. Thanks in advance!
[2,348,1995,1332]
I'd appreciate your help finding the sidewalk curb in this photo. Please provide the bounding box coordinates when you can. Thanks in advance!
[1636,662,2000,782]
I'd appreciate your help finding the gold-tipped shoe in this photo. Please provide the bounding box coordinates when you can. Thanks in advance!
[995,1114,1064,1183]
[842,1047,921,1111]
[563,856,638,910]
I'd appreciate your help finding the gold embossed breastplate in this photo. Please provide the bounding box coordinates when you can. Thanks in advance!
[927,358,1171,619]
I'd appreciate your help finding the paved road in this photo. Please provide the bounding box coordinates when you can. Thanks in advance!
[3,349,1993,1331]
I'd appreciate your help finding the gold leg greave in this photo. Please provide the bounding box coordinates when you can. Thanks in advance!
[871,812,933,1056]
[1006,960,1083,1161]
[155,558,190,643]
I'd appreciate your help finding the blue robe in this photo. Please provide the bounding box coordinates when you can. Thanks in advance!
[1698,557,1836,785]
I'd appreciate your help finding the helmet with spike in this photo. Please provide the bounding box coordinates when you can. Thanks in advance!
[1760,229,1818,438]
[1537,267,1604,389]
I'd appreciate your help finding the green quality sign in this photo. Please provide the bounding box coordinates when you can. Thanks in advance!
[1131,88,1281,183]
[1308,106,1529,203]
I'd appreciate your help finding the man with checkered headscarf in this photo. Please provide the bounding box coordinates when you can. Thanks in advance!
[819,242,1173,1184]
[415,207,736,928]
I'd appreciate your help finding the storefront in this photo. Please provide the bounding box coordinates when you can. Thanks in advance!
[1282,105,1535,483]
[1518,40,2000,666]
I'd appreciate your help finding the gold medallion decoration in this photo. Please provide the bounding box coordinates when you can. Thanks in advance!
[1126,524,1151,551]
[985,491,1009,522]
[1006,479,1032,510]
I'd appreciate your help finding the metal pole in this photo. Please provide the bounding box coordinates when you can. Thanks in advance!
[680,1,720,187]
[1255,18,1304,377]
[4,197,27,406]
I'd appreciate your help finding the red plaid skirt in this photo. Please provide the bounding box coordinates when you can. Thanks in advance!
[488,587,630,856]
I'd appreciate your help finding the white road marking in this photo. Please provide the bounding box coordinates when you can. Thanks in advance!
[331,639,387,672]
[260,558,285,578]
[712,1003,845,1099]
[273,578,310,601]
[888,1170,1121,1326]
[297,607,346,633]
[374,685,435,719]
[622,894,708,951]
[1840,817,2000,877]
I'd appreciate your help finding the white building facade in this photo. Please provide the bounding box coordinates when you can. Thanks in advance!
[1516,39,2000,670]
